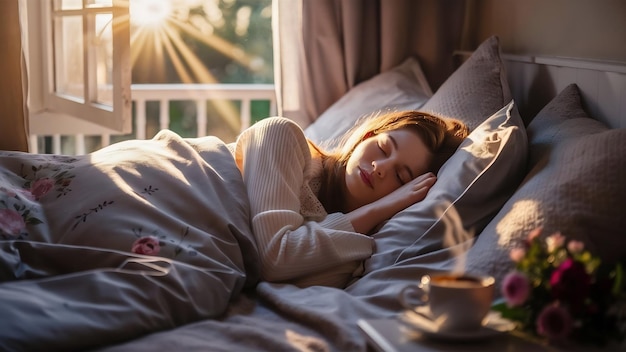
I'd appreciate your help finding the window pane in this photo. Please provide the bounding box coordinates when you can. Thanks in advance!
[55,0,112,10]
[54,15,84,102]
[87,0,113,8]
[95,13,113,105]
[55,0,81,10]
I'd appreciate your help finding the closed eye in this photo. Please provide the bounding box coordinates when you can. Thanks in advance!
[388,135,414,184]
[378,142,387,156]
[396,172,405,185]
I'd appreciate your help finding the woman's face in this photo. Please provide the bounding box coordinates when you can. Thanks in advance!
[344,129,432,211]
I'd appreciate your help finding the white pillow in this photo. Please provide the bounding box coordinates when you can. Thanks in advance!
[361,100,528,274]
[304,57,432,149]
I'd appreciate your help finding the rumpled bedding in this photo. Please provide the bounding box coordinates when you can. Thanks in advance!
[97,249,465,352]
[0,129,470,352]
[0,130,259,351]
[1,126,614,352]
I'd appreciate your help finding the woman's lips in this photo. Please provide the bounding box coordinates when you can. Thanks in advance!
[359,167,373,188]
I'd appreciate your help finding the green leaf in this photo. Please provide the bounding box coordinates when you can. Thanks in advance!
[27,218,43,225]
[612,262,624,297]
[491,301,529,323]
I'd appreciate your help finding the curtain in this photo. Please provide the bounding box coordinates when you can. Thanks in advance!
[272,0,468,128]
[0,0,29,152]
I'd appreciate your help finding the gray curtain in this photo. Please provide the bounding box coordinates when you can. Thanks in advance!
[0,0,29,152]
[272,0,468,128]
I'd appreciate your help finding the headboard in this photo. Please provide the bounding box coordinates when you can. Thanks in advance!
[503,54,626,129]
[454,51,626,130]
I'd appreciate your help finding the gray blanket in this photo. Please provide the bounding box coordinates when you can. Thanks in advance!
[0,131,259,351]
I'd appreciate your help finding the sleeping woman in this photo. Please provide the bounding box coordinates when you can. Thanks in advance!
[233,112,468,287]
[0,110,467,350]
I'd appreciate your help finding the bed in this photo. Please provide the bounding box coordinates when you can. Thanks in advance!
[1,30,625,352]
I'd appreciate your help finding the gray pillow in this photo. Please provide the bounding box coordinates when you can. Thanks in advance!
[465,84,626,296]
[363,100,527,274]
[421,35,512,131]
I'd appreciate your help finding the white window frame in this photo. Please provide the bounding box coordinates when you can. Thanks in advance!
[24,0,131,136]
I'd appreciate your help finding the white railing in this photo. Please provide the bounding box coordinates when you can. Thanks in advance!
[29,83,276,155]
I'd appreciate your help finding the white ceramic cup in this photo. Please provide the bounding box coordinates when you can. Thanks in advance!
[399,272,495,332]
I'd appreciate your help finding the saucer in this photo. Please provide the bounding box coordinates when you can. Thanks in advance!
[398,307,516,341]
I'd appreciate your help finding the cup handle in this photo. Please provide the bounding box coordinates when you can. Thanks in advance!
[398,284,429,312]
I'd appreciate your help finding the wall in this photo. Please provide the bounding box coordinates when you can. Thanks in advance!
[466,0,626,63]
[0,0,28,152]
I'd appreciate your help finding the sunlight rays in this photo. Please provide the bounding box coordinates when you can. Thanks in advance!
[129,0,260,79]
[127,0,259,133]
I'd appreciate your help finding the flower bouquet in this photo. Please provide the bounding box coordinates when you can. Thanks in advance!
[493,228,625,347]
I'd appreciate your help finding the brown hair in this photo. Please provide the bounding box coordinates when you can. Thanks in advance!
[311,110,468,213]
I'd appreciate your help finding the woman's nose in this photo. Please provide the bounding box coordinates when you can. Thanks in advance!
[372,160,388,177]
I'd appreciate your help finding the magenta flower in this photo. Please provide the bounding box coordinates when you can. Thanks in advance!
[0,209,26,236]
[131,236,161,255]
[550,258,591,313]
[536,304,573,340]
[502,271,531,307]
[30,178,54,200]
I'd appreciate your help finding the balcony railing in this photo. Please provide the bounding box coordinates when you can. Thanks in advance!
[29,83,277,155]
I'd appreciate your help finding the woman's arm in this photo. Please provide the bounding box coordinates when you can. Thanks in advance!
[234,117,373,284]
[345,173,436,234]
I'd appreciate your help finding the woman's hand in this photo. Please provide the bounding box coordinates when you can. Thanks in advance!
[346,172,436,234]
[384,172,437,211]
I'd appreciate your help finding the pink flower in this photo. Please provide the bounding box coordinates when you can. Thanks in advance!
[567,240,584,254]
[510,247,527,262]
[131,236,161,255]
[550,258,591,313]
[0,209,26,236]
[502,271,531,307]
[546,232,565,253]
[536,304,573,340]
[17,189,35,201]
[526,227,543,246]
[30,178,54,200]
[2,187,34,200]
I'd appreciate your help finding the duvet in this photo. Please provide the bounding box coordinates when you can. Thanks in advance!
[0,130,260,351]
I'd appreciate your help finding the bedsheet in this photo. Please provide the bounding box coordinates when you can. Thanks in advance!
[0,131,259,351]
[98,243,467,352]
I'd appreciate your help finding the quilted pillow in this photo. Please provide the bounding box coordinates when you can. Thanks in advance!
[464,84,626,296]
[421,35,512,131]
[361,100,527,274]
[304,57,432,149]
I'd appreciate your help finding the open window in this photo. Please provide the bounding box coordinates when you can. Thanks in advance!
[23,0,131,135]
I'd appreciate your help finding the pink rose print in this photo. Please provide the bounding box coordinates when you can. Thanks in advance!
[30,178,54,200]
[0,209,26,236]
[132,236,161,255]
[17,189,35,201]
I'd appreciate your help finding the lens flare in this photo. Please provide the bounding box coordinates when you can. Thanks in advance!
[130,0,172,28]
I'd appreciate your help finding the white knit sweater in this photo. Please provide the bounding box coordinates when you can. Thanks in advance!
[232,117,373,288]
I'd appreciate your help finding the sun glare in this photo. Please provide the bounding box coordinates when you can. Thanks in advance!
[130,0,173,28]
[128,0,271,133]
